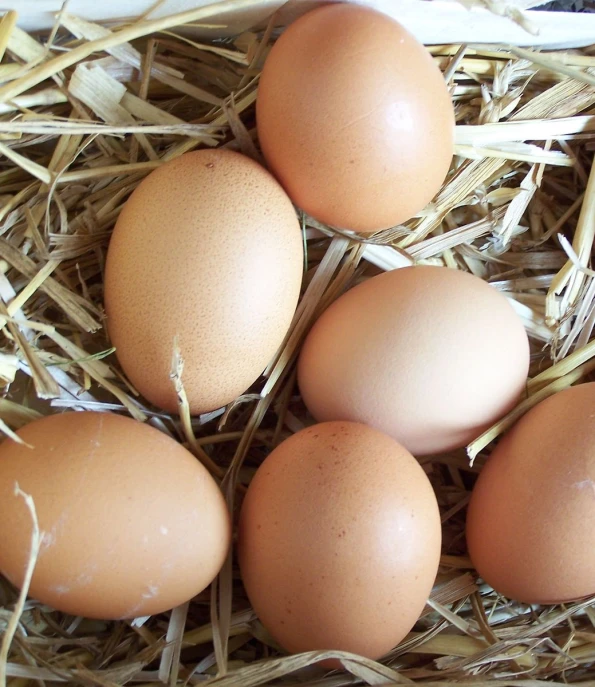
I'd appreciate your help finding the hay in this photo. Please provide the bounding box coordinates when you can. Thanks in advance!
[0,1,594,686]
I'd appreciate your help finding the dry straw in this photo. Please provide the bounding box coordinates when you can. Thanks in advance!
[0,0,594,685]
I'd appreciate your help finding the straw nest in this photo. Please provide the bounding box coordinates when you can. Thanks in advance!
[0,0,594,685]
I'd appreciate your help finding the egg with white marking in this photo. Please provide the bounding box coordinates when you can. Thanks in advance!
[0,411,230,619]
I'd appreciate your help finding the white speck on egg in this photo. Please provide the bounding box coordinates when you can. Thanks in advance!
[41,530,56,549]
[160,526,169,535]
[574,479,595,497]
[142,584,159,599]
[50,584,71,595]
[75,572,94,587]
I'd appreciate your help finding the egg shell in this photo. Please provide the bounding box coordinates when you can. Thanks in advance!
[0,411,230,619]
[256,4,454,233]
[104,149,303,414]
[238,421,441,660]
[466,382,595,604]
[297,266,530,455]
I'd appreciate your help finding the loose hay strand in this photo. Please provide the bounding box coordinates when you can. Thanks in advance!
[0,10,17,63]
[0,486,41,687]
[0,0,266,104]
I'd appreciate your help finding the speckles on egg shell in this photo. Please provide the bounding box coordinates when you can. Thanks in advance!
[238,421,441,660]
[104,148,303,414]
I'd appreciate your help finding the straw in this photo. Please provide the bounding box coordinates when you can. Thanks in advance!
[0,5,593,687]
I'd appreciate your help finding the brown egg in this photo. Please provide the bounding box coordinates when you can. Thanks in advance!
[238,421,441,660]
[256,4,454,233]
[0,412,230,619]
[298,266,530,455]
[104,149,303,414]
[466,383,595,604]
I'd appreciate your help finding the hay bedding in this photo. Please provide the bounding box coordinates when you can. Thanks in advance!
[0,0,593,685]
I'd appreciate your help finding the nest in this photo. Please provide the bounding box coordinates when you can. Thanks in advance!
[0,1,594,685]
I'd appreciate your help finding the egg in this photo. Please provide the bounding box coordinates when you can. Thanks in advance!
[0,411,230,619]
[238,421,441,660]
[256,4,454,233]
[298,266,530,455]
[104,149,303,414]
[466,383,595,604]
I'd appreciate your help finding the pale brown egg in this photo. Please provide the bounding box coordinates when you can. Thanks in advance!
[104,149,303,414]
[297,266,530,455]
[256,4,454,233]
[0,411,230,619]
[238,421,441,660]
[466,383,595,604]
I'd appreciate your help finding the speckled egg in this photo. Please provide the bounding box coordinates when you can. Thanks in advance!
[0,411,230,619]
[104,149,303,414]
[466,382,595,604]
[238,421,441,660]
[256,4,455,233]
